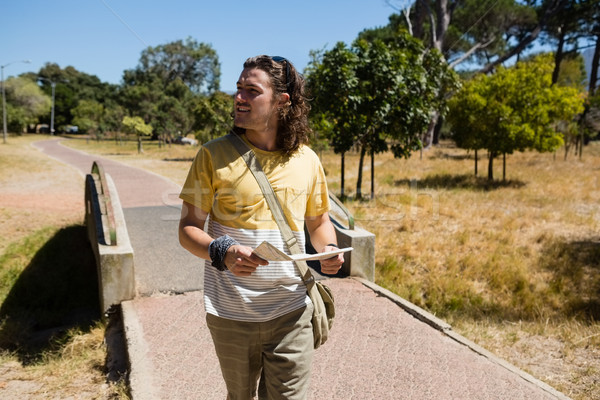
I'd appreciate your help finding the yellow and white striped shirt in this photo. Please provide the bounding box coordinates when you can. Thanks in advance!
[180,134,330,322]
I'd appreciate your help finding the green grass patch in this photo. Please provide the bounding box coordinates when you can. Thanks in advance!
[0,225,100,362]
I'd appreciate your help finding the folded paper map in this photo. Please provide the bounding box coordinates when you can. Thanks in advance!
[253,241,353,262]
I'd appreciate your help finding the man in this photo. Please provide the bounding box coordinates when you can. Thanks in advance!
[178,55,343,400]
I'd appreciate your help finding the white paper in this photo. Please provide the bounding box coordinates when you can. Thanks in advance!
[252,241,352,262]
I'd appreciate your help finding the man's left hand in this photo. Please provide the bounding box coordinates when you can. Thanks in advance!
[319,245,344,275]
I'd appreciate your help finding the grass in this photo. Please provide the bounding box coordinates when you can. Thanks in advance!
[13,134,600,399]
[324,142,600,399]
[0,135,128,399]
[324,144,600,321]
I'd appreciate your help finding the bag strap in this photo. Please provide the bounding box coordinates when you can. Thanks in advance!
[226,132,316,290]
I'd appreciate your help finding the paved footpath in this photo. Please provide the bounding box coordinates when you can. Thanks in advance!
[35,138,569,400]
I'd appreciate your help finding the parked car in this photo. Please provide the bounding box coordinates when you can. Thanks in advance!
[174,135,198,146]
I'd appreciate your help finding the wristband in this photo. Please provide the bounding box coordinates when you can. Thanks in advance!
[326,243,339,249]
[208,235,239,271]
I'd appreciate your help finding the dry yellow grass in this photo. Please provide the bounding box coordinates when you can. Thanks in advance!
[322,142,600,399]
[0,135,127,399]
[0,136,84,253]
[61,136,600,399]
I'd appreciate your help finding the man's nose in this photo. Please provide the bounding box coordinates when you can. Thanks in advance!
[235,90,246,102]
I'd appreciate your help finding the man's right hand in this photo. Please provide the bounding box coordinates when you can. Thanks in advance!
[224,245,268,276]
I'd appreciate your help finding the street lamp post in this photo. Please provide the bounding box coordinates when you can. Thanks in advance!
[38,77,57,135]
[2,59,31,144]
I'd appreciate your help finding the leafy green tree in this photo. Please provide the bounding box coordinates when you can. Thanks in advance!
[154,78,195,143]
[378,1,543,145]
[384,0,541,71]
[31,63,119,131]
[307,31,457,199]
[71,99,104,138]
[306,43,361,199]
[4,76,51,133]
[192,91,234,142]
[541,0,599,85]
[100,101,126,134]
[447,53,585,180]
[124,37,220,94]
[122,116,153,153]
[120,38,220,141]
[118,78,161,126]
[556,54,587,90]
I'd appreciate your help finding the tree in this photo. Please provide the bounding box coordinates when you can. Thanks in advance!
[3,76,51,133]
[382,1,582,146]
[447,53,585,180]
[584,0,600,95]
[122,116,153,154]
[118,77,161,127]
[373,1,533,145]
[192,91,234,142]
[27,63,120,131]
[120,38,220,141]
[554,54,589,158]
[100,101,127,135]
[125,37,220,94]
[541,0,599,85]
[306,43,361,199]
[476,0,576,74]
[307,31,458,199]
[154,78,195,143]
[71,99,104,138]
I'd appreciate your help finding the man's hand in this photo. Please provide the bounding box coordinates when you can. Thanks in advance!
[319,245,344,275]
[224,245,268,276]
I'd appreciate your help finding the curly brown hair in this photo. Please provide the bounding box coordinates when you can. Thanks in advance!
[232,55,311,156]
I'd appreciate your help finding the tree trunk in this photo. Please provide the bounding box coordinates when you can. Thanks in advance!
[552,26,566,85]
[341,152,346,200]
[502,153,506,182]
[356,145,366,200]
[370,149,375,200]
[590,32,600,96]
[579,125,584,160]
[434,0,452,53]
[474,149,478,176]
[137,136,143,154]
[423,111,439,148]
[488,151,495,181]
[412,0,428,40]
[432,115,444,145]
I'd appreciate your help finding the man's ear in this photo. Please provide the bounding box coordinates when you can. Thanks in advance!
[278,92,290,106]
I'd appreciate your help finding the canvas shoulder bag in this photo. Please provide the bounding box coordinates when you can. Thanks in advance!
[226,133,335,349]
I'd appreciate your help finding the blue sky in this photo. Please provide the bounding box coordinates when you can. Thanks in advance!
[2,0,395,93]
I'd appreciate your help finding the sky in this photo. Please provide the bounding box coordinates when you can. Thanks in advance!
[1,0,396,93]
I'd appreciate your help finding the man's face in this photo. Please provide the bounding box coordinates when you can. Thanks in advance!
[234,67,280,133]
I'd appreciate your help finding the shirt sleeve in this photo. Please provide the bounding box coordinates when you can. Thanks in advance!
[305,155,331,217]
[179,146,214,213]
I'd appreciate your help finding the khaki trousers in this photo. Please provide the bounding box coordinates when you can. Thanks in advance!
[206,304,314,400]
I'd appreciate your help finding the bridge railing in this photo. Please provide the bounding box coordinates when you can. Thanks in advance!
[306,193,376,281]
[85,160,135,312]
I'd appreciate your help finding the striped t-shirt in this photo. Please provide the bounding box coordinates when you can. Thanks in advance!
[180,134,330,322]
